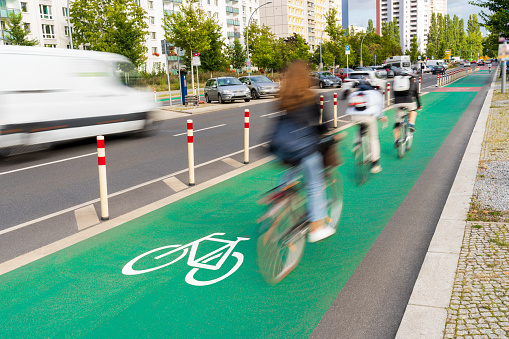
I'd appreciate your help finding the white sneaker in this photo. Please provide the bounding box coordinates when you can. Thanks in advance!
[308,227,336,243]
[370,165,382,174]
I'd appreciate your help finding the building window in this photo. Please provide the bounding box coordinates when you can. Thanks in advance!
[242,5,245,13]
[150,32,156,39]
[65,26,70,36]
[20,2,28,12]
[207,11,211,17]
[44,44,57,48]
[42,24,55,38]
[62,7,69,17]
[149,16,155,24]
[152,47,158,54]
[24,23,30,32]
[242,16,246,24]
[67,45,72,49]
[215,0,218,5]
[39,5,53,19]
[148,1,153,9]
[207,0,210,3]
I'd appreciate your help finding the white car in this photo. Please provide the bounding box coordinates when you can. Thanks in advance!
[464,61,471,67]
[341,71,387,98]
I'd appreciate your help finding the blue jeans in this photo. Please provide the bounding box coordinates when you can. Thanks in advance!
[280,151,327,222]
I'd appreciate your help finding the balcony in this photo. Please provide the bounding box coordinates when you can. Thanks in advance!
[0,7,19,18]
[227,19,240,26]
[227,31,241,38]
[308,11,314,17]
[164,0,182,3]
[226,6,239,13]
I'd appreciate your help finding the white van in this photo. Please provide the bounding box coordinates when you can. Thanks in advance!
[384,56,412,72]
[0,46,158,152]
[426,59,448,70]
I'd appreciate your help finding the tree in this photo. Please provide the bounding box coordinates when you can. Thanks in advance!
[70,0,148,66]
[228,39,246,71]
[470,0,509,38]
[4,11,38,46]
[409,35,419,62]
[467,14,483,60]
[274,34,310,70]
[199,19,228,73]
[367,19,375,34]
[243,22,277,71]
[163,0,217,68]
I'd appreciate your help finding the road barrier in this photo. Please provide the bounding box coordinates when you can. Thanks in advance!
[386,83,390,106]
[97,136,109,220]
[418,77,421,93]
[437,74,440,87]
[319,95,324,125]
[187,120,195,186]
[333,93,338,128]
[244,109,250,164]
[154,89,157,102]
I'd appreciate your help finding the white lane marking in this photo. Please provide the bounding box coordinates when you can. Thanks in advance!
[173,124,226,136]
[163,177,188,192]
[0,142,270,236]
[222,157,243,168]
[74,204,99,231]
[260,111,284,117]
[0,152,96,177]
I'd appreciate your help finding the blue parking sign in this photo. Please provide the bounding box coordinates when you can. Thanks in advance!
[345,45,351,55]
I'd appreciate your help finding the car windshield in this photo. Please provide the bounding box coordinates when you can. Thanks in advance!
[349,73,369,79]
[218,78,243,86]
[321,72,334,77]
[250,76,272,83]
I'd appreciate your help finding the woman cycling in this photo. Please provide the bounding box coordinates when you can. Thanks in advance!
[269,61,334,243]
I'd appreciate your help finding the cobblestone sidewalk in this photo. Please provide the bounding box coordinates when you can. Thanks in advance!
[444,87,509,338]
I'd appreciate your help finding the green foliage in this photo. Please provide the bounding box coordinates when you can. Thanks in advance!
[199,19,228,72]
[70,0,148,66]
[469,0,509,38]
[5,11,38,46]
[367,19,375,34]
[467,14,483,59]
[244,22,277,71]
[273,34,311,70]
[409,35,419,62]
[483,32,498,58]
[228,39,246,70]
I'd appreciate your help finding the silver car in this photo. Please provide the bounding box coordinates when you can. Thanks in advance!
[239,75,280,99]
[204,77,251,104]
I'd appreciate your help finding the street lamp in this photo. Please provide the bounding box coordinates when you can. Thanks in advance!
[246,1,272,71]
[67,0,73,49]
[360,33,367,67]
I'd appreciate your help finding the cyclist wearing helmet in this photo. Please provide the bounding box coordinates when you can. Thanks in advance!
[346,81,387,173]
[392,70,421,148]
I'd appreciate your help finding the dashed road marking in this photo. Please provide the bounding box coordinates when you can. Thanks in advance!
[222,157,244,168]
[173,124,226,137]
[163,177,188,192]
[74,205,99,231]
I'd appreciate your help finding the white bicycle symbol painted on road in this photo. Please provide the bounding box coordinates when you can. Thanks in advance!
[122,233,250,286]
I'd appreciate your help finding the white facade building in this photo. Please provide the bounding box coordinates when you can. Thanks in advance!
[377,0,446,53]
[259,0,341,51]
[0,0,258,73]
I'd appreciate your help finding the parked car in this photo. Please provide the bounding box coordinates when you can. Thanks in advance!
[333,68,348,81]
[238,75,280,99]
[477,60,484,66]
[390,66,405,76]
[204,77,251,104]
[372,66,388,78]
[432,65,446,74]
[354,66,374,71]
[464,60,471,67]
[379,65,395,78]
[309,71,342,88]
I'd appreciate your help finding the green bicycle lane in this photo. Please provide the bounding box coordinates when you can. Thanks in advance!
[0,73,490,338]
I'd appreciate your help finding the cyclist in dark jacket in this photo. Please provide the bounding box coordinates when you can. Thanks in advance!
[393,71,421,147]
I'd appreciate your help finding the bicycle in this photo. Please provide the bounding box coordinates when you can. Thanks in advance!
[122,233,250,286]
[256,134,344,284]
[353,124,371,186]
[395,107,413,159]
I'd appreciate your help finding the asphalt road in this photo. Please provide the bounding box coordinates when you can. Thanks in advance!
[0,72,440,232]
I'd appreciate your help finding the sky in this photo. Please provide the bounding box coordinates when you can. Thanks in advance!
[349,0,488,35]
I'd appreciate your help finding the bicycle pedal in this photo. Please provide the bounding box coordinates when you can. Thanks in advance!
[326,216,332,224]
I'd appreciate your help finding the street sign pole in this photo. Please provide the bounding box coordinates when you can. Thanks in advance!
[161,39,172,107]
[345,45,350,77]
[190,50,195,95]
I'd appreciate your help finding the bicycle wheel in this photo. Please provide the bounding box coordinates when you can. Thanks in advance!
[406,131,413,151]
[354,134,370,185]
[397,124,407,159]
[325,166,344,230]
[122,245,188,275]
[257,199,307,284]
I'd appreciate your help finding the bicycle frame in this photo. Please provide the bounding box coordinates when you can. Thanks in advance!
[155,233,249,271]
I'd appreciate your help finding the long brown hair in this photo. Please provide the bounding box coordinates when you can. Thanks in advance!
[278,60,316,112]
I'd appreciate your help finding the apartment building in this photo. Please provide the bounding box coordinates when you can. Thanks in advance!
[377,0,446,53]
[0,0,258,73]
[259,0,341,51]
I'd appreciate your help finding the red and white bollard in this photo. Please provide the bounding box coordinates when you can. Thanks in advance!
[386,83,390,106]
[418,77,421,93]
[244,109,249,164]
[97,136,109,220]
[319,95,324,125]
[333,93,338,128]
[187,120,195,186]
[154,89,157,102]
[437,74,440,87]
